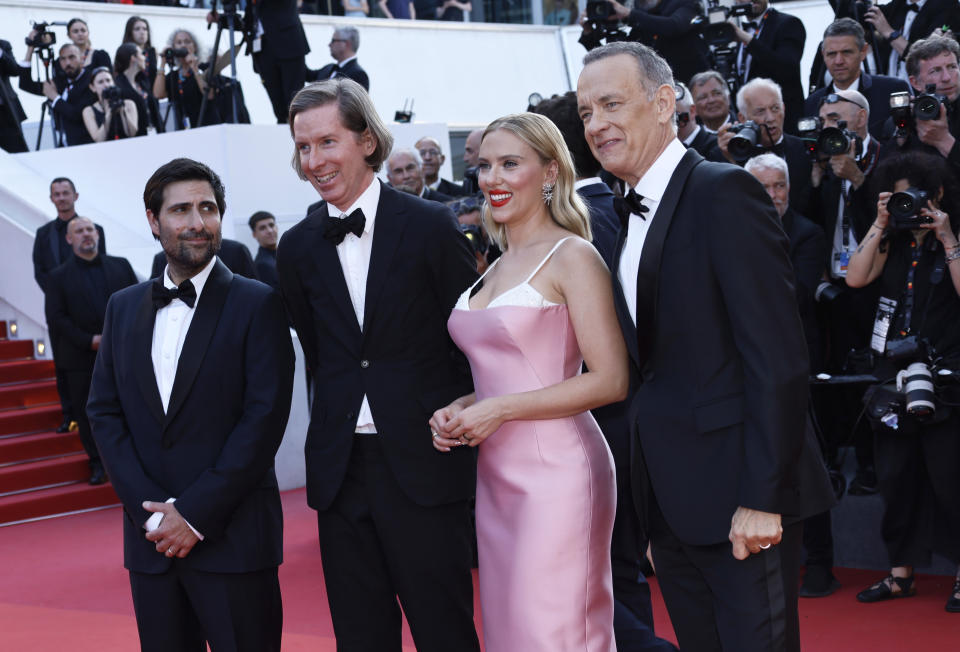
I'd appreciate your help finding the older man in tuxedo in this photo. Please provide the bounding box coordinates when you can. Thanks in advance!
[308,26,370,90]
[88,158,294,652]
[277,78,479,652]
[577,41,834,651]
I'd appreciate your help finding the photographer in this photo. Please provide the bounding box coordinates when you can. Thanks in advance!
[81,67,138,142]
[675,82,721,159]
[578,0,708,85]
[846,151,960,612]
[0,38,28,153]
[19,39,95,147]
[718,77,812,214]
[54,18,111,86]
[153,29,247,130]
[865,0,956,79]
[114,43,160,136]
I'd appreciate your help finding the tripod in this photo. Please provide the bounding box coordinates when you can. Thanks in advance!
[198,0,245,127]
[32,46,62,149]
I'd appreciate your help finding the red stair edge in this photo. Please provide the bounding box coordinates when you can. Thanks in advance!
[0,482,119,525]
[0,453,91,493]
[0,430,84,465]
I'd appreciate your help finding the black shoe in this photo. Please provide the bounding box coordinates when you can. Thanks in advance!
[88,460,107,486]
[947,579,960,613]
[56,418,75,433]
[847,467,879,495]
[799,566,841,598]
[856,574,915,603]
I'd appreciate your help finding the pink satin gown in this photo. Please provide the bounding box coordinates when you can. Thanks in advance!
[448,237,617,651]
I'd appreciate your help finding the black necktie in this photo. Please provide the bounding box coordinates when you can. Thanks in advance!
[152,279,197,311]
[613,189,649,226]
[324,208,365,245]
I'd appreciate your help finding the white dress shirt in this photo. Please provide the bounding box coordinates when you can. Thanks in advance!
[682,124,703,147]
[333,55,358,77]
[890,0,928,80]
[143,255,217,536]
[618,138,688,325]
[831,134,873,279]
[329,175,381,434]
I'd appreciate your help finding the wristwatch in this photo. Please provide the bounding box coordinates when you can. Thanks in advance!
[888,29,902,41]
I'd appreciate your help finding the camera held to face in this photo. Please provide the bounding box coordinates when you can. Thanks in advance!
[101,85,125,109]
[889,85,951,136]
[727,120,763,162]
[887,186,934,230]
[797,116,861,161]
[162,47,190,64]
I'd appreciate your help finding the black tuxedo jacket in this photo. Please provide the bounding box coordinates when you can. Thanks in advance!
[33,218,107,293]
[312,59,370,91]
[44,254,137,371]
[88,260,294,574]
[576,180,621,265]
[743,8,806,135]
[151,239,257,280]
[19,68,95,147]
[613,149,834,545]
[685,128,721,161]
[781,208,827,367]
[877,0,957,76]
[781,134,813,217]
[805,74,911,140]
[245,0,310,60]
[277,182,478,511]
[0,39,27,153]
[423,187,454,203]
[437,178,466,197]
[623,0,709,85]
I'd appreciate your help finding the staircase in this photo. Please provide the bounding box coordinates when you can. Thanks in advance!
[0,321,118,526]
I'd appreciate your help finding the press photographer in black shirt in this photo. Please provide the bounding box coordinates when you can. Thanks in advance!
[115,43,161,136]
[19,40,94,147]
[81,67,138,142]
[846,151,960,613]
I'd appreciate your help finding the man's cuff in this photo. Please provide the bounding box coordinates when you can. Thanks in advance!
[142,497,204,540]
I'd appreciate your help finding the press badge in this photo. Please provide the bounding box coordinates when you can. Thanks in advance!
[871,297,897,354]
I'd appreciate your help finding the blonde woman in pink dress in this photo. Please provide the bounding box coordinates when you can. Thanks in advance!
[431,113,627,651]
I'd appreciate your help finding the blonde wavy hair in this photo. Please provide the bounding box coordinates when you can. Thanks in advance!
[480,113,592,250]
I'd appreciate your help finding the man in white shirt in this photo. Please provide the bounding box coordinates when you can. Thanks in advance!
[88,158,295,652]
[277,78,480,652]
[577,41,835,651]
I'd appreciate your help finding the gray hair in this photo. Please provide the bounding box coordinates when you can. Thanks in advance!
[335,26,360,53]
[736,78,783,114]
[906,35,960,79]
[583,41,674,99]
[745,153,790,185]
[388,147,422,169]
[823,18,866,50]
[288,78,394,176]
[689,70,730,98]
[167,28,204,60]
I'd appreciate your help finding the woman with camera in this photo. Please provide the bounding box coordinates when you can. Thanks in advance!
[81,67,138,143]
[121,16,158,92]
[846,151,960,613]
[153,29,245,130]
[114,43,161,136]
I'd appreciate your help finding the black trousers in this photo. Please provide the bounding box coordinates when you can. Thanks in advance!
[0,119,27,153]
[873,410,960,567]
[253,49,306,124]
[65,369,97,463]
[316,435,480,652]
[129,564,281,652]
[649,497,804,652]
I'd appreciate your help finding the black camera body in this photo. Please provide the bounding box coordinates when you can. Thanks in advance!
[163,47,190,64]
[727,120,763,162]
[797,116,861,160]
[25,22,57,50]
[889,85,952,137]
[586,0,614,21]
[888,186,933,230]
[101,85,125,108]
[694,1,753,47]
[914,83,950,121]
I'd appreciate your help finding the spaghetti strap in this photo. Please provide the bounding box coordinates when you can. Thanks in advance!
[524,236,576,284]
[466,256,501,293]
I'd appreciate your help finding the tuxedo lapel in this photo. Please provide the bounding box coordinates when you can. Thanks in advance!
[362,184,409,339]
[132,284,165,425]
[163,260,232,433]
[612,229,641,370]
[634,149,703,371]
[310,203,363,338]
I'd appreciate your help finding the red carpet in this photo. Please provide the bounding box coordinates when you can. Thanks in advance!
[0,488,956,651]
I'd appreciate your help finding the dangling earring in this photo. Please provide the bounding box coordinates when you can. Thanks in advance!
[542,183,554,206]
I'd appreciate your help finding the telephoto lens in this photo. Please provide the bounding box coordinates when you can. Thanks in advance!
[897,362,936,418]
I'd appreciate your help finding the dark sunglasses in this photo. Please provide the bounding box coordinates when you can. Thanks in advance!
[819,93,866,111]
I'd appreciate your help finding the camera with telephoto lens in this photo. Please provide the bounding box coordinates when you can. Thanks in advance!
[586,0,615,20]
[162,47,190,64]
[693,0,753,47]
[887,186,933,230]
[797,116,860,160]
[727,121,762,161]
[897,361,937,418]
[101,85,124,109]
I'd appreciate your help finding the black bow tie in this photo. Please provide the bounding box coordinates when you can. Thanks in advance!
[763,141,786,158]
[906,3,920,11]
[742,20,759,30]
[323,208,365,245]
[152,278,197,310]
[613,189,650,226]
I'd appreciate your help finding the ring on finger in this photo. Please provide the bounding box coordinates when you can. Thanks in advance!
[759,543,771,550]
[431,430,439,439]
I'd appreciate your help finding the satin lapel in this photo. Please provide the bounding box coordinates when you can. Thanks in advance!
[634,149,703,371]
[362,184,408,339]
[312,202,363,337]
[132,284,165,425]
[163,260,232,431]
[612,228,641,370]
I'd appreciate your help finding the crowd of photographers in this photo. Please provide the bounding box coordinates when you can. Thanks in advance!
[5,0,960,613]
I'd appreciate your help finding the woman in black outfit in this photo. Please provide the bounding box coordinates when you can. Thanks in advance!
[114,43,161,135]
[81,67,138,142]
[122,16,158,93]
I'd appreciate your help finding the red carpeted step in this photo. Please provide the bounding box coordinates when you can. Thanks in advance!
[0,360,55,385]
[0,482,119,525]
[0,380,59,411]
[0,453,90,494]
[0,340,34,362]
[0,430,84,465]
[0,405,62,437]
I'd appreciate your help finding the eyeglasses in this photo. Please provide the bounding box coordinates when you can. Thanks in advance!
[819,93,866,111]
[329,39,348,45]
[418,148,441,158]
